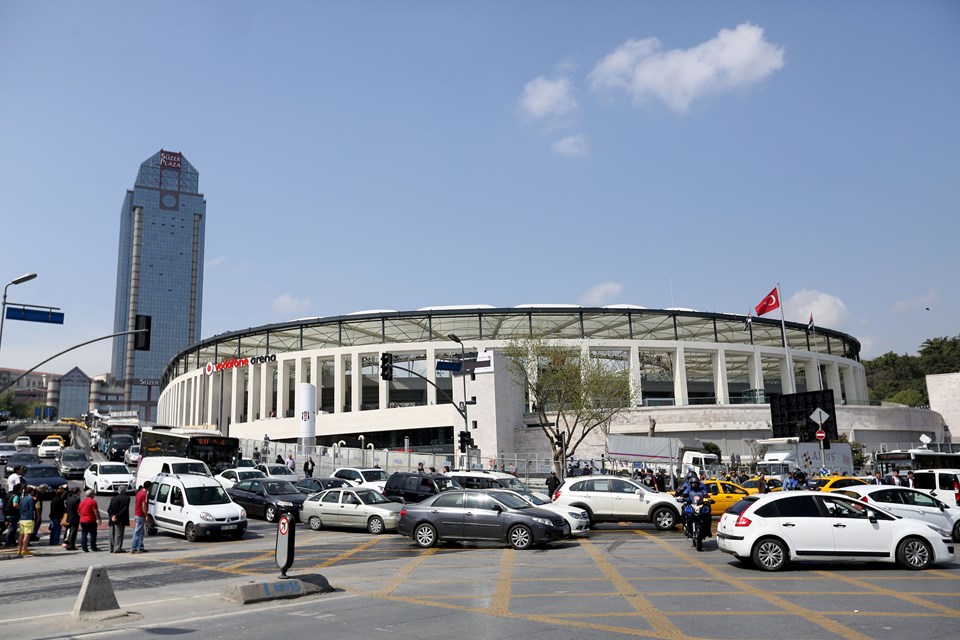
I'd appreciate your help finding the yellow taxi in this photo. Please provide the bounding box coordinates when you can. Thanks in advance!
[740,477,783,494]
[703,480,751,515]
[46,434,66,445]
[809,476,867,492]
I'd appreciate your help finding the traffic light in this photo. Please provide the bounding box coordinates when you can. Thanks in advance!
[554,433,564,448]
[380,353,394,381]
[467,433,476,448]
[134,314,152,351]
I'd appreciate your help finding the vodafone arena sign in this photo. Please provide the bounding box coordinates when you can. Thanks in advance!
[205,354,276,375]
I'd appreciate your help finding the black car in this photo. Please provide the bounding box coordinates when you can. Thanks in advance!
[227,478,306,522]
[397,490,567,550]
[294,477,351,495]
[20,464,70,498]
[106,435,135,462]
[383,472,461,504]
[55,449,91,479]
[5,452,40,477]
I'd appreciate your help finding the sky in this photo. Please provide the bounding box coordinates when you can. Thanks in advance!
[0,1,957,378]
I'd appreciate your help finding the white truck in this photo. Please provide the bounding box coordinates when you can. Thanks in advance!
[606,435,720,480]
[755,437,854,482]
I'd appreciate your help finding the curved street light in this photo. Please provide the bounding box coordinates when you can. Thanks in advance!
[0,272,38,358]
[447,334,469,468]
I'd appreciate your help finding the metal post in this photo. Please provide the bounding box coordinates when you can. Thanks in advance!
[0,272,38,360]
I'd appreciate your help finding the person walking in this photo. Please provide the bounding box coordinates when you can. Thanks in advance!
[48,487,66,547]
[63,487,81,551]
[131,481,151,554]
[107,487,131,553]
[285,454,296,472]
[755,472,769,494]
[906,471,916,489]
[17,486,36,556]
[889,469,903,486]
[545,472,561,499]
[871,471,884,485]
[252,447,261,464]
[78,490,102,552]
[3,483,21,548]
[303,457,315,478]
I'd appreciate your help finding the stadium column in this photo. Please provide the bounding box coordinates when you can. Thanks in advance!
[825,362,843,402]
[842,366,861,404]
[259,358,271,421]
[426,346,438,405]
[207,367,217,424]
[629,344,642,407]
[277,358,289,419]
[334,354,345,414]
[804,360,822,391]
[747,351,762,391]
[310,355,323,416]
[230,365,242,429]
[780,357,796,395]
[248,361,261,421]
[672,346,689,406]
[712,349,729,405]
[351,351,361,413]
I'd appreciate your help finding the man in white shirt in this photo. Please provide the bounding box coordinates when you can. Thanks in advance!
[890,469,903,486]
[6,467,21,492]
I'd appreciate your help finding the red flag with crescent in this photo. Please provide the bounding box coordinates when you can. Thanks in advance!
[755,287,780,316]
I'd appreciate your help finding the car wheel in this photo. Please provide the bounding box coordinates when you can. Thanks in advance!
[952,521,960,543]
[652,506,678,531]
[509,525,533,550]
[897,537,933,570]
[184,523,198,543]
[414,523,437,548]
[367,516,385,535]
[308,516,323,531]
[752,537,788,572]
[265,505,278,523]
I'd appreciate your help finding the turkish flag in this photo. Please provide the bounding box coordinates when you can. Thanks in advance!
[755,287,780,316]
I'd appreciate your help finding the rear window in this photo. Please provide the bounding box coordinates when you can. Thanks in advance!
[777,496,822,517]
[913,473,935,490]
[726,497,758,516]
[939,473,959,491]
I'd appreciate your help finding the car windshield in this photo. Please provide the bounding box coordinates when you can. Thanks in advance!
[170,462,211,476]
[61,452,87,461]
[185,485,230,505]
[238,470,265,480]
[496,476,530,491]
[264,481,298,495]
[100,464,128,475]
[491,492,532,510]
[26,465,60,476]
[356,489,391,505]
[112,435,134,444]
[41,440,60,447]
[129,446,140,453]
[265,465,290,475]
[12,454,39,462]
[0,444,16,451]
[360,470,388,482]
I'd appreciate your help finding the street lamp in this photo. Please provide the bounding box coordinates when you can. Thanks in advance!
[447,333,469,468]
[0,272,38,358]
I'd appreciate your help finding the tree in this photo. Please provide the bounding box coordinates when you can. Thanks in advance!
[835,433,867,471]
[501,338,634,473]
[702,441,722,461]
[887,389,926,407]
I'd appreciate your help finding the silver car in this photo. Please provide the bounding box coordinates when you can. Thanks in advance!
[301,487,402,534]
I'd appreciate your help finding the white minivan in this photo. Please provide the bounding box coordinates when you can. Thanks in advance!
[135,456,212,489]
[146,473,247,541]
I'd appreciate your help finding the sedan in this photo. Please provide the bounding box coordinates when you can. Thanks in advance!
[84,462,135,494]
[487,489,590,536]
[704,480,751,515]
[302,487,403,534]
[255,463,299,483]
[295,476,351,495]
[398,490,567,550]
[20,464,69,498]
[227,478,306,522]
[810,476,868,492]
[37,438,63,459]
[717,491,955,571]
[215,468,266,489]
[55,449,91,479]
[0,443,17,465]
[124,445,141,466]
[14,436,32,451]
[833,485,960,541]
[5,452,40,476]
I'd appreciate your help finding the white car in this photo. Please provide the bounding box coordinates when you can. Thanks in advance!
[717,491,955,571]
[333,467,390,492]
[833,485,960,542]
[215,468,267,489]
[37,438,63,458]
[488,489,590,536]
[255,463,299,483]
[552,475,681,530]
[84,462,135,494]
[14,436,32,451]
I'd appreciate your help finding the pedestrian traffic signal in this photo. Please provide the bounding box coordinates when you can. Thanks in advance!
[380,353,394,380]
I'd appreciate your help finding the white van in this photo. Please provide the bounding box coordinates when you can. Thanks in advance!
[135,456,212,489]
[146,473,247,541]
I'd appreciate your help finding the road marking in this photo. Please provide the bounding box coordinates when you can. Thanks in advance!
[813,570,960,617]
[307,536,382,569]
[488,547,514,615]
[374,547,437,597]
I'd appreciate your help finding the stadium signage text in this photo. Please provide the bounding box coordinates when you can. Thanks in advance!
[205,354,277,375]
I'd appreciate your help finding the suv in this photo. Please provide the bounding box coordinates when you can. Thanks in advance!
[912,469,960,506]
[383,472,461,503]
[147,473,247,541]
[552,475,681,529]
[333,467,390,491]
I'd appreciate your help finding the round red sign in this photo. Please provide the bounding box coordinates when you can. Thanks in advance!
[815,429,826,441]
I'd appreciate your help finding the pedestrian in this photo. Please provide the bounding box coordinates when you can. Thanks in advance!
[429,467,437,474]
[442,465,450,474]
[285,454,295,471]
[63,487,81,550]
[275,454,284,464]
[303,457,315,478]
[784,471,798,491]
[252,447,261,464]
[31,484,47,543]
[107,486,131,553]
[17,486,36,556]
[545,472,561,498]
[78,489,102,552]
[6,465,21,493]
[48,486,66,547]
[755,472,769,494]
[4,483,21,548]
[889,469,902,486]
[906,471,916,489]
[871,471,884,485]
[416,462,425,474]
[131,481,151,554]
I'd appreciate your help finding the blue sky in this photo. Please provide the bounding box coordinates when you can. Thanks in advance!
[1,1,957,376]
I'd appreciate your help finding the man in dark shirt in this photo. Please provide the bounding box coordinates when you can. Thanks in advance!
[48,486,66,547]
[63,487,82,551]
[107,486,131,553]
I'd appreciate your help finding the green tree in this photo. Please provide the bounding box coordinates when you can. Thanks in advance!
[702,441,722,460]
[501,338,634,473]
[887,388,926,407]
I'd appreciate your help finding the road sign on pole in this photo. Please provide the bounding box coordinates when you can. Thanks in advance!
[815,429,826,441]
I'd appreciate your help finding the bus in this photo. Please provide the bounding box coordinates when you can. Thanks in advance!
[875,449,960,475]
[139,427,240,474]
[99,418,141,456]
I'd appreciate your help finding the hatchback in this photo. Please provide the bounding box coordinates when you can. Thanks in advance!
[833,485,960,541]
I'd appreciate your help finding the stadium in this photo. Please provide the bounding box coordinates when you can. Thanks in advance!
[156,305,944,463]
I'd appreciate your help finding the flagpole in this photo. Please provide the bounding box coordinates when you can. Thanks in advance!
[812,318,824,390]
[777,282,795,393]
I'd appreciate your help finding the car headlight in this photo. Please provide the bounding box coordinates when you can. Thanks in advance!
[277,501,293,507]
[239,508,246,519]
[199,512,215,522]
[927,525,951,538]
[532,517,552,526]
[568,512,585,520]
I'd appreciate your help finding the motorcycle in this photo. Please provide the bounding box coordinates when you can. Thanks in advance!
[683,495,712,552]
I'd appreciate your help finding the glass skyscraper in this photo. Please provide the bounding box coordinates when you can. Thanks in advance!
[111,150,205,421]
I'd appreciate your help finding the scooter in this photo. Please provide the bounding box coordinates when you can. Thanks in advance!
[683,495,712,552]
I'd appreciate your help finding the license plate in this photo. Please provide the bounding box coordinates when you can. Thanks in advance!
[222,524,237,530]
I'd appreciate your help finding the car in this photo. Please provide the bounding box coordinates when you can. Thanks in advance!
[446,470,550,501]
[255,463,299,483]
[105,434,136,462]
[55,449,91,479]
[46,434,66,445]
[20,464,69,498]
[227,478,306,522]
[383,472,461,504]
[332,467,390,491]
[146,473,247,541]
[124,445,141,466]
[809,476,868,492]
[302,487,403,534]
[84,462,135,494]
[235,458,257,469]
[5,452,40,476]
[552,475,681,529]
[487,489,590,536]
[911,469,960,506]
[37,438,64,458]
[214,468,266,489]
[832,485,960,541]
[703,479,751,515]
[294,476,351,495]
[14,436,32,451]
[0,442,18,465]
[716,491,955,571]
[740,477,783,494]
[398,490,568,550]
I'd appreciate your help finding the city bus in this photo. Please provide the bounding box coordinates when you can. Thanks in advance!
[139,427,240,474]
[875,449,960,474]
[99,418,141,456]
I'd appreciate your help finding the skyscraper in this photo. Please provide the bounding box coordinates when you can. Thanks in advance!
[111,150,205,421]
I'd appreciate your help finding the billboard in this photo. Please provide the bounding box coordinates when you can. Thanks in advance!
[770,389,838,446]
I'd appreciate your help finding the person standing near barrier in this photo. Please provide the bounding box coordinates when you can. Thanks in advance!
[545,472,561,499]
[78,490,102,552]
[48,486,66,546]
[62,487,81,550]
[131,481,151,554]
[107,486,130,553]
[303,457,315,478]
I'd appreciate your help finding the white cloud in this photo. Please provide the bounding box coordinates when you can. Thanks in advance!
[272,292,310,314]
[552,134,589,157]
[589,23,785,113]
[580,282,623,306]
[784,289,850,328]
[519,76,578,120]
[892,289,938,313]
[206,256,225,267]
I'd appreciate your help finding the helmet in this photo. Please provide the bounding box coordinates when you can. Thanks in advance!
[690,477,700,486]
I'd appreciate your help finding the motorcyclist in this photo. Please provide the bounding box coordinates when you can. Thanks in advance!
[784,471,799,491]
[679,476,711,538]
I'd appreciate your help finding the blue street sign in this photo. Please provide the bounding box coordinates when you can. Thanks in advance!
[5,307,64,325]
[435,360,462,372]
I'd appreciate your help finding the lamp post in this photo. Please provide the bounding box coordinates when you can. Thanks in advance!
[0,272,38,359]
[358,435,365,468]
[447,333,469,469]
[366,442,374,467]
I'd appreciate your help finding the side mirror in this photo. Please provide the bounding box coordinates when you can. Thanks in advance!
[491,503,503,512]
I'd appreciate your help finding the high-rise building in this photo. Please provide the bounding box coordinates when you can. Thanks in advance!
[111,150,205,421]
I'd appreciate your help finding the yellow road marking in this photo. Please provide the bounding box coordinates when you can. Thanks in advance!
[306,536,382,569]
[813,570,960,617]
[488,548,514,615]
[375,547,437,597]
